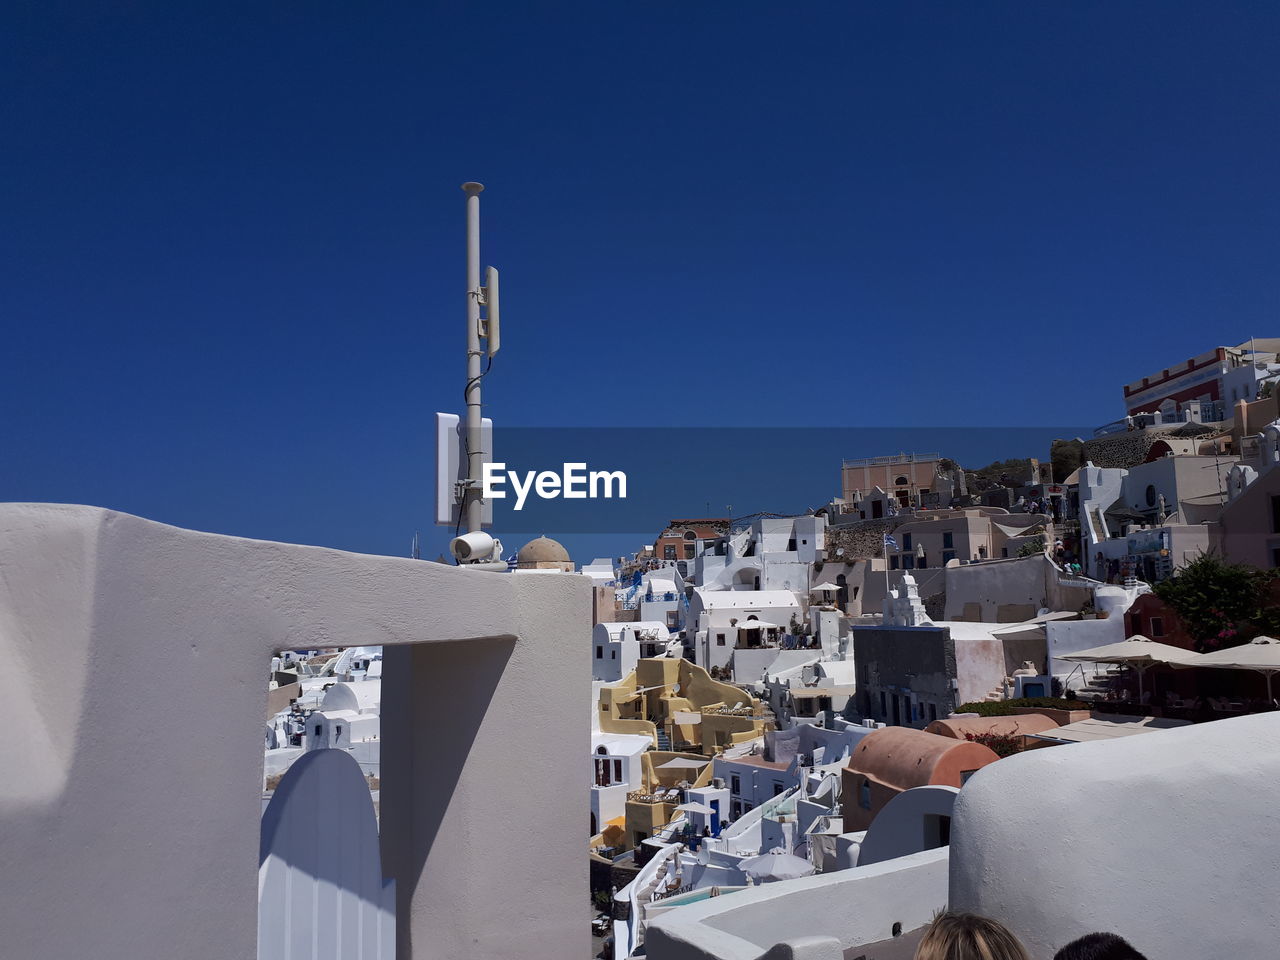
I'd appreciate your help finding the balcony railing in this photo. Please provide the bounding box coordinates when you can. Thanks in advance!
[842,452,942,468]
[701,705,769,718]
[627,790,678,805]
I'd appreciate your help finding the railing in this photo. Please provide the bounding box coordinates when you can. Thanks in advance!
[842,453,941,468]
[627,790,677,805]
[1092,419,1130,438]
[701,705,769,718]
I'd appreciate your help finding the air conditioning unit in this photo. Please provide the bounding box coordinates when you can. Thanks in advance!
[712,777,726,789]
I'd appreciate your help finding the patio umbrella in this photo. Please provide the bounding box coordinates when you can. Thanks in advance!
[739,847,815,883]
[1060,635,1202,701]
[809,582,841,594]
[674,801,714,815]
[1175,635,1280,701]
[656,757,709,770]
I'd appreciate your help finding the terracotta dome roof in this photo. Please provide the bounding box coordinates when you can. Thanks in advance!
[517,536,571,565]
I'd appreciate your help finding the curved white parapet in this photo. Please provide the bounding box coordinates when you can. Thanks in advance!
[644,847,949,960]
[950,712,1280,960]
[259,749,394,960]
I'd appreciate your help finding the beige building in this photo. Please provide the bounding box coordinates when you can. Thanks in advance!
[594,658,773,855]
[841,453,946,510]
[887,506,1051,570]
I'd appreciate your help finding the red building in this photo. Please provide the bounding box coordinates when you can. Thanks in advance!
[654,518,730,562]
[1123,593,1194,650]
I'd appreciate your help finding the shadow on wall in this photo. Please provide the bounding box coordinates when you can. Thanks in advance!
[379,635,515,960]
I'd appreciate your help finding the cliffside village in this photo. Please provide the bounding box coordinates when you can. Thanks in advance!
[250,337,1280,960]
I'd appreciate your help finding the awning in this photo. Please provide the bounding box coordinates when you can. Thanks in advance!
[1029,714,1190,744]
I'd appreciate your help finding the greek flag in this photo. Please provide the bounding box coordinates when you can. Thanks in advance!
[883,533,898,551]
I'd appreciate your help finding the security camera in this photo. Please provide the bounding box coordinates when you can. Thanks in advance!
[450,531,501,563]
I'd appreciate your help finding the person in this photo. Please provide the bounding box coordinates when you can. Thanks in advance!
[913,912,1031,960]
[1053,932,1149,960]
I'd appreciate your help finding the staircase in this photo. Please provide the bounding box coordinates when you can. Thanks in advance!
[656,729,671,751]
[1073,666,1126,702]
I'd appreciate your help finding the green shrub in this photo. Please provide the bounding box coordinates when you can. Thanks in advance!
[952,696,1087,717]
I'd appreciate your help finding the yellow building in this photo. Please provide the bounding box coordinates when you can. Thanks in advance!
[593,658,775,855]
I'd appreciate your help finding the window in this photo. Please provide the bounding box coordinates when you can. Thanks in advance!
[889,555,899,570]
[928,702,937,722]
[314,724,322,737]
[596,645,603,659]
[902,533,912,551]
[902,554,914,570]
[663,544,676,560]
[716,632,726,646]
[773,782,785,796]
[895,475,909,486]
[879,691,887,717]
[684,544,695,559]
[1272,496,1280,534]
[859,779,871,810]
[942,531,954,549]
[1149,616,1165,638]
[614,759,622,782]
[1001,547,1009,558]
[667,611,680,628]
[731,774,741,795]
[334,725,343,739]
[1146,485,1157,507]
[611,650,617,659]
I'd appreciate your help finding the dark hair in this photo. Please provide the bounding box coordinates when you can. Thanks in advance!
[1053,933,1149,960]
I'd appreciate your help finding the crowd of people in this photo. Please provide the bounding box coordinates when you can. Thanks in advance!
[914,913,1149,960]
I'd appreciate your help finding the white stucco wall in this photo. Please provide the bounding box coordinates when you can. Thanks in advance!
[0,503,587,960]
[1045,616,1125,680]
[949,712,1280,960]
[942,555,1049,622]
[855,785,958,867]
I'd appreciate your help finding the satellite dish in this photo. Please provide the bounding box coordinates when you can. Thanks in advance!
[672,683,681,694]
[836,547,845,557]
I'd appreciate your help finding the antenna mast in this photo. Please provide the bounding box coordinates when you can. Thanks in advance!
[463,182,486,535]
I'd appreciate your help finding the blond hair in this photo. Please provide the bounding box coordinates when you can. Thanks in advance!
[914,913,1031,960]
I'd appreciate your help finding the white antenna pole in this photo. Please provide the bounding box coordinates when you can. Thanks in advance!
[463,182,485,535]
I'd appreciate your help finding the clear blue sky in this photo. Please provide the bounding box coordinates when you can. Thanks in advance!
[3,2,1277,562]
